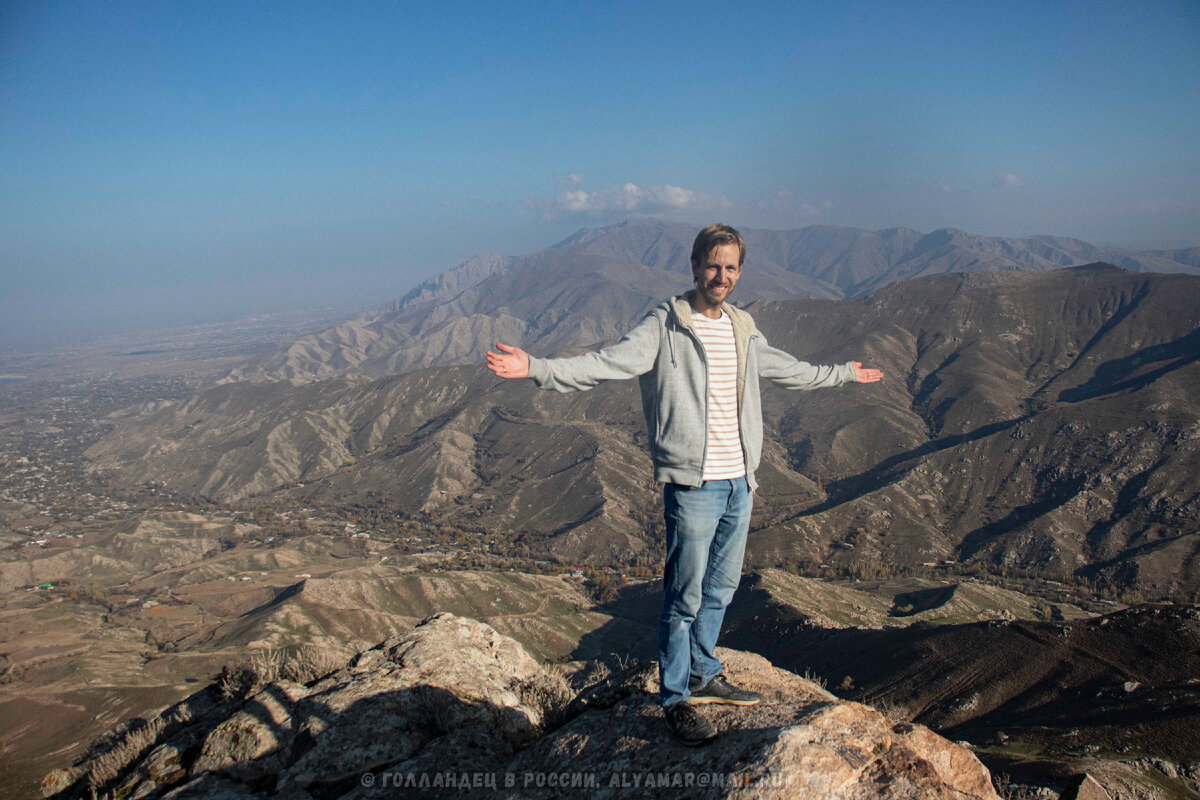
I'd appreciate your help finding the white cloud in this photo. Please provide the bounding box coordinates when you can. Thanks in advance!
[564,173,584,187]
[991,172,1026,188]
[534,181,730,217]
[752,188,832,221]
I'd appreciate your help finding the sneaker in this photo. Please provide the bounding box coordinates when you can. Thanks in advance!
[688,675,763,706]
[664,702,717,745]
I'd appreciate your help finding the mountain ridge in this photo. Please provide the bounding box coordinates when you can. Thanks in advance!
[87,265,1200,596]
[225,218,1200,384]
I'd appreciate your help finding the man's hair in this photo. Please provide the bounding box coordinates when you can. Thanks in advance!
[690,223,746,267]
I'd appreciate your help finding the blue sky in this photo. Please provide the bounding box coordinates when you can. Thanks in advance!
[2,0,1198,343]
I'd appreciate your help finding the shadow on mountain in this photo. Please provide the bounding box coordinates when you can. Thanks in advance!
[1058,327,1200,404]
[802,417,1024,513]
[569,580,659,666]
[957,475,1090,560]
[1064,276,1151,368]
[889,585,958,616]
[238,579,306,619]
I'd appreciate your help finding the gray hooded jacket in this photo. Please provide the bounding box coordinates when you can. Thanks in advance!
[526,292,857,491]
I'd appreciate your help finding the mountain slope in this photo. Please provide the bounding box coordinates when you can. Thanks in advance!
[745,266,1200,596]
[88,266,1200,595]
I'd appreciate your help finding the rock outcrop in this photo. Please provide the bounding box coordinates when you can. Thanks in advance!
[44,613,1000,799]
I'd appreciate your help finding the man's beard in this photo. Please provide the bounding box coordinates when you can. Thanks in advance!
[697,278,732,302]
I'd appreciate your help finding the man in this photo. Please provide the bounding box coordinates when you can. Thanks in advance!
[486,224,882,745]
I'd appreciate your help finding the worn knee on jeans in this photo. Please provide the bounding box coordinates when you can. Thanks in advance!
[664,586,702,621]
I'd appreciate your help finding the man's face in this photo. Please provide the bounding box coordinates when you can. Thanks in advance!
[692,242,742,308]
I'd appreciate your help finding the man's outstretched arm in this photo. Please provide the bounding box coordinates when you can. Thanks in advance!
[758,339,882,390]
[485,310,661,392]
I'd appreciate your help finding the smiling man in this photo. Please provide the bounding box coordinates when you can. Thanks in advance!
[486,223,883,745]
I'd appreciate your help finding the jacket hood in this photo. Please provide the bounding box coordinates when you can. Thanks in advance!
[671,291,759,339]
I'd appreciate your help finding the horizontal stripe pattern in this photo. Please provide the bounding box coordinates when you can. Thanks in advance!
[691,312,745,481]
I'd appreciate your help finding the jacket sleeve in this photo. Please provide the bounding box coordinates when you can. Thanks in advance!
[756,335,857,390]
[525,310,661,393]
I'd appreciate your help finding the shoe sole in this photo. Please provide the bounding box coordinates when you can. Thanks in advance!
[687,696,761,706]
[676,734,717,746]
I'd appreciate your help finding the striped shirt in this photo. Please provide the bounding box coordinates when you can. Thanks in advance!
[691,311,745,481]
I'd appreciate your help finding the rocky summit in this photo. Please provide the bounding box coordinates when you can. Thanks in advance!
[42,613,999,800]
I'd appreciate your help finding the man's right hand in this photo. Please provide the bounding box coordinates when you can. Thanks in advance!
[486,342,530,379]
[850,361,883,383]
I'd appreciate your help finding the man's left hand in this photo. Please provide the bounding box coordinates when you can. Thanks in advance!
[851,361,883,383]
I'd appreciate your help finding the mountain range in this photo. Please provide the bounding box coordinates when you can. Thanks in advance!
[223,219,1200,383]
[86,218,1200,597]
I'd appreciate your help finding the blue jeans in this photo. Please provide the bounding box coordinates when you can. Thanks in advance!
[657,477,751,707]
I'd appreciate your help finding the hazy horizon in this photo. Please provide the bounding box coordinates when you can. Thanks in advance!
[2,215,1199,352]
[3,1,1198,347]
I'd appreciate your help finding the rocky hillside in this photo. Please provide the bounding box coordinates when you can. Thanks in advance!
[42,613,1001,800]
[225,218,1200,383]
[746,265,1200,597]
[87,266,1200,596]
[717,576,1200,772]
[583,573,1200,798]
